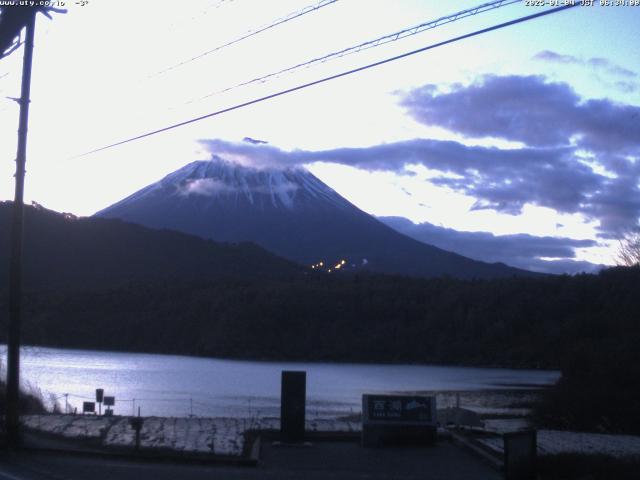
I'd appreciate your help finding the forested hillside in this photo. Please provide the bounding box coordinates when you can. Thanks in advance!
[3,267,637,371]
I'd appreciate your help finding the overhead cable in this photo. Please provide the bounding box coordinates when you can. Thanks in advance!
[153,0,339,77]
[74,4,578,159]
[198,0,521,101]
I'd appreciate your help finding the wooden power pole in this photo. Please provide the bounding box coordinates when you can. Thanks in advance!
[6,9,36,447]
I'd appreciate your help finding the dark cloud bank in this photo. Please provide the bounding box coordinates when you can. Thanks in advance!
[202,68,639,274]
[377,216,603,275]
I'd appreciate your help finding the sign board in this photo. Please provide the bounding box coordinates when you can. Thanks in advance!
[362,394,437,447]
[103,396,115,407]
[95,388,104,403]
[83,401,95,413]
[364,395,435,423]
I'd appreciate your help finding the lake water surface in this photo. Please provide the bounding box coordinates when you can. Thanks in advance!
[2,346,560,418]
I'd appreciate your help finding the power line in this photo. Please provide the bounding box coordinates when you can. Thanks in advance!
[199,0,520,101]
[152,0,339,77]
[74,4,578,159]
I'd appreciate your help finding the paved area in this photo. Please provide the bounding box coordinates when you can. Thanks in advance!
[0,439,500,480]
[258,440,501,479]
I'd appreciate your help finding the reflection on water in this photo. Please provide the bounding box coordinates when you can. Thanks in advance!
[1,345,560,418]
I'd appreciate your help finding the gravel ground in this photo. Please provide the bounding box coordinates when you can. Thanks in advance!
[22,414,360,457]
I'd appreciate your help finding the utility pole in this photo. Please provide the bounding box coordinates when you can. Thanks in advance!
[6,9,37,447]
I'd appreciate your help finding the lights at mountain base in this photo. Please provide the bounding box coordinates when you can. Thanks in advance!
[310,259,348,273]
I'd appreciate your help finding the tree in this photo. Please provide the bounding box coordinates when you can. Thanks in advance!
[617,228,640,267]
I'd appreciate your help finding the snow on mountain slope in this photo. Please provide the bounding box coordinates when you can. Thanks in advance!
[103,156,349,213]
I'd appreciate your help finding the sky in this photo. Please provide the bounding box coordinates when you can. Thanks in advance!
[1,0,639,274]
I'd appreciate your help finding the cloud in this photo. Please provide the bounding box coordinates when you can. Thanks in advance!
[400,75,640,154]
[532,50,639,94]
[200,134,640,237]
[180,178,236,196]
[201,71,640,238]
[612,80,638,94]
[243,137,268,145]
[193,73,640,242]
[378,216,604,275]
[199,139,300,169]
[178,171,299,197]
[395,75,640,235]
[533,50,638,79]
[532,50,581,65]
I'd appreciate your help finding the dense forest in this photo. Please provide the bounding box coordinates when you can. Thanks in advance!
[2,267,636,369]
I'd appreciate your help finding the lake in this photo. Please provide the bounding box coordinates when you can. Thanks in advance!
[2,346,560,418]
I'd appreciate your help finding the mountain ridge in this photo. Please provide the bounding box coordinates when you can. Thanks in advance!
[0,201,302,290]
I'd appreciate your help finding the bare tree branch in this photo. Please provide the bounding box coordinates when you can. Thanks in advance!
[617,228,640,267]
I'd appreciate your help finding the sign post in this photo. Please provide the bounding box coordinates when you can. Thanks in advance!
[129,417,144,451]
[95,388,104,415]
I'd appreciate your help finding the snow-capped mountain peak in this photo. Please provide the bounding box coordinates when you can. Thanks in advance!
[108,157,348,212]
[96,156,533,279]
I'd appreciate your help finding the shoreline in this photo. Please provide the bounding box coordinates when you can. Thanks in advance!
[1,343,563,372]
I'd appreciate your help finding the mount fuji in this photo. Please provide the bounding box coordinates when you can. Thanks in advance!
[96,157,533,279]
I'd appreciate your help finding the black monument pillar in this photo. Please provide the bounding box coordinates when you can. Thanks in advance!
[280,370,306,443]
